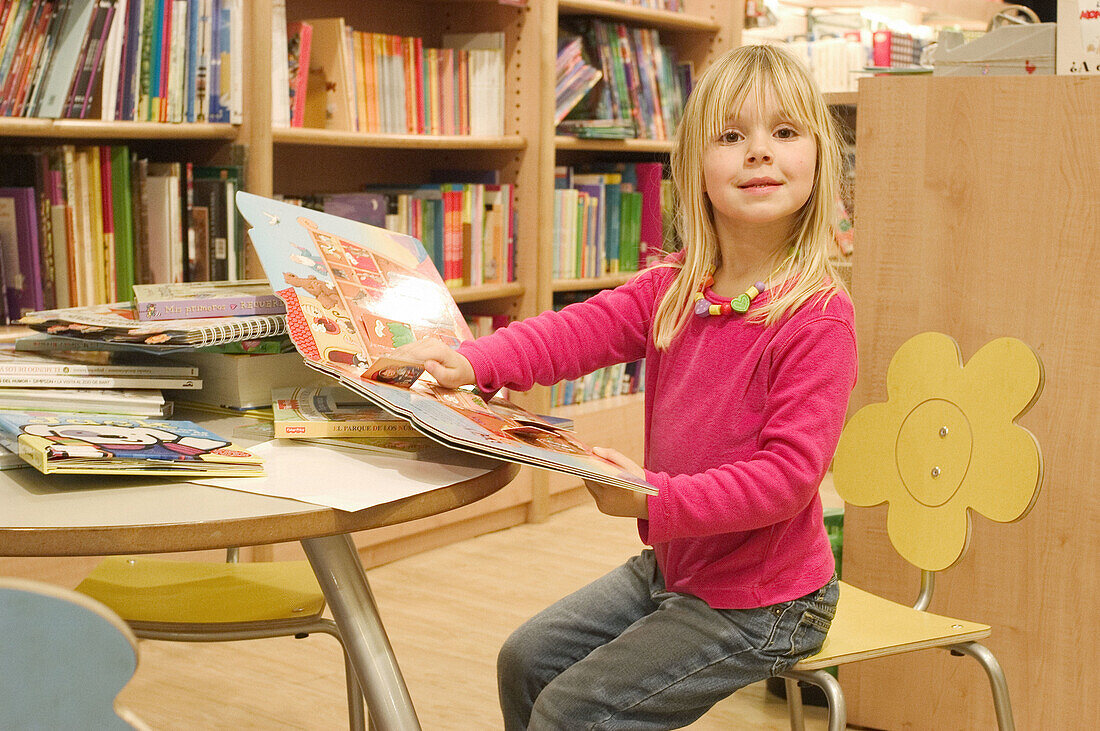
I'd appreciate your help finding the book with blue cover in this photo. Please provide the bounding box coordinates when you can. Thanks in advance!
[236,191,655,495]
[0,412,264,475]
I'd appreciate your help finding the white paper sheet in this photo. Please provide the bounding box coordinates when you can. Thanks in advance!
[190,439,499,512]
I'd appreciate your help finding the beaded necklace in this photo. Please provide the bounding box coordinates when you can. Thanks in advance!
[692,251,794,318]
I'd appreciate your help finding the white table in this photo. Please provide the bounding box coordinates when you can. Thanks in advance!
[0,433,519,730]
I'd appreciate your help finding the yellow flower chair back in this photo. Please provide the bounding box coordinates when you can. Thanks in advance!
[779,332,1044,731]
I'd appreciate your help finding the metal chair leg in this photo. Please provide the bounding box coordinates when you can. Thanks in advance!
[782,669,846,731]
[948,642,1015,731]
[784,676,806,731]
[314,619,367,731]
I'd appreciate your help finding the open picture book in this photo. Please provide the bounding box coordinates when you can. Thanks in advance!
[236,191,655,494]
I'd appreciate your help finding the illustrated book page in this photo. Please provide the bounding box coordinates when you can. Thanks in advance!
[236,191,655,494]
[0,412,265,476]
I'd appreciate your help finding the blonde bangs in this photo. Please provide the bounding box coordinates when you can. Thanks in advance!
[654,45,847,349]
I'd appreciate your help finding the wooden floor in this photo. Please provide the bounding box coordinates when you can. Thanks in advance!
[116,501,834,729]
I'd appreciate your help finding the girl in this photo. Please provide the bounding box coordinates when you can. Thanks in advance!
[396,44,856,729]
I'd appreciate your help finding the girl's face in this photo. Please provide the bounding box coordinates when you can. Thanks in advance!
[701,85,817,239]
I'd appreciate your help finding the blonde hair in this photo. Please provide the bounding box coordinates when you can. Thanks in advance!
[652,44,847,350]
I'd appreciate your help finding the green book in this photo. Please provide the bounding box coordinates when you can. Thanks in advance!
[111,145,134,300]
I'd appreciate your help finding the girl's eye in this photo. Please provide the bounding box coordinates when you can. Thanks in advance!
[775,126,798,140]
[719,130,742,144]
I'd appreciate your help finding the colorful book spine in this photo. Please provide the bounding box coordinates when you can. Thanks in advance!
[286,20,311,127]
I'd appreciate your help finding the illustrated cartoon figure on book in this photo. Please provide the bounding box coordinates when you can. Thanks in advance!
[0,413,264,476]
[237,191,654,493]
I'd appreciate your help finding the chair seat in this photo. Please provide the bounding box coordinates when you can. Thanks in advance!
[75,557,327,625]
[793,581,991,671]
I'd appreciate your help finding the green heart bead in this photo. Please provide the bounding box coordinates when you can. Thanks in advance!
[731,293,752,313]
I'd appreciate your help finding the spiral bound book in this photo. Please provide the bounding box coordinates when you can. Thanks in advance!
[237,191,655,495]
[17,302,288,347]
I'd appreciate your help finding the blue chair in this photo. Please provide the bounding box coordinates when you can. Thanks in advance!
[0,577,148,730]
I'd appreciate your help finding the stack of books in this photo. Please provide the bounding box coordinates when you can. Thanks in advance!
[558,19,693,142]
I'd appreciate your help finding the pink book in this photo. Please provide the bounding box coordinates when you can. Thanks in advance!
[439,47,455,136]
[287,21,313,127]
[635,162,663,268]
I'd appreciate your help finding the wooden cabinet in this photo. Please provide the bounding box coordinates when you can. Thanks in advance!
[844,74,1100,730]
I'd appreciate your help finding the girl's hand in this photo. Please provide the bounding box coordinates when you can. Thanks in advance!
[391,339,476,389]
[584,447,649,519]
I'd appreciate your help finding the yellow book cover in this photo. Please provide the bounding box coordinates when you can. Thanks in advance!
[0,412,264,476]
[272,386,418,438]
[352,31,368,133]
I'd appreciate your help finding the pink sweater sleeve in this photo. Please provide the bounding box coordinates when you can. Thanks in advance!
[456,270,662,393]
[642,315,857,543]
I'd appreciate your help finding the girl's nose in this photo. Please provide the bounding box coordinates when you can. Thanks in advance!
[746,147,772,164]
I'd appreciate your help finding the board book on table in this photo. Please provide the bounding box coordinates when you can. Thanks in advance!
[0,413,264,476]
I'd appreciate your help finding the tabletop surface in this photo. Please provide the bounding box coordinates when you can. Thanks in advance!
[0,410,519,557]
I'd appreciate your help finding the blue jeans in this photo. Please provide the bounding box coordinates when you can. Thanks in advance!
[498,550,838,730]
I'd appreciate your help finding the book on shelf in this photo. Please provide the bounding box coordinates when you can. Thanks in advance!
[237,191,655,495]
[0,387,172,417]
[164,350,330,410]
[442,32,505,137]
[0,0,242,122]
[16,302,288,347]
[560,18,690,142]
[270,0,290,128]
[132,280,287,321]
[555,34,603,125]
[272,385,419,438]
[286,20,313,127]
[556,119,635,139]
[0,186,43,319]
[0,412,264,476]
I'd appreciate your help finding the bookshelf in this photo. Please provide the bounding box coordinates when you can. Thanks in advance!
[534,0,741,516]
[0,0,743,572]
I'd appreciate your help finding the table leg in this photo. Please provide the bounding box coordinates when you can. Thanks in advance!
[301,533,422,731]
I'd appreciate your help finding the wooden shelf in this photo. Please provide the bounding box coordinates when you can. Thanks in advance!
[557,0,721,32]
[776,0,1004,25]
[555,135,673,153]
[450,282,525,303]
[272,127,526,150]
[552,273,634,293]
[825,91,858,106]
[0,118,237,140]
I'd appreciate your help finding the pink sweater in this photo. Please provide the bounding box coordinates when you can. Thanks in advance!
[457,264,857,608]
